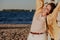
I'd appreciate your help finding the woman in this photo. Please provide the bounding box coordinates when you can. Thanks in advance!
[47,2,60,40]
[27,0,56,40]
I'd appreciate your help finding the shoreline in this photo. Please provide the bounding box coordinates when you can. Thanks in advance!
[0,24,31,29]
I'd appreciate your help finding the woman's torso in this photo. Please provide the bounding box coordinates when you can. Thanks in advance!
[30,13,46,33]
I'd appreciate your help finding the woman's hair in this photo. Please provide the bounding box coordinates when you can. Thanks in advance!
[48,3,56,13]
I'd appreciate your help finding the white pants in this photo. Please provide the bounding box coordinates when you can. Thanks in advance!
[27,33,48,40]
[48,34,51,40]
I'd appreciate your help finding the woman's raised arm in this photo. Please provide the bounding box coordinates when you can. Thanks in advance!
[35,0,44,14]
[50,2,60,20]
[47,2,60,25]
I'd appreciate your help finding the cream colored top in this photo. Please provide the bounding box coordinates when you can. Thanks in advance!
[30,0,46,33]
[30,14,46,33]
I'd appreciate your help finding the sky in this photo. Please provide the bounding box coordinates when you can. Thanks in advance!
[0,0,35,10]
[0,0,60,10]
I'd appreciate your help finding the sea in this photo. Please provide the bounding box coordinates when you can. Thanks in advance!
[0,11,34,24]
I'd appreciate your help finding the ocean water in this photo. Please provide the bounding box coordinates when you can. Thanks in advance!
[0,11,34,24]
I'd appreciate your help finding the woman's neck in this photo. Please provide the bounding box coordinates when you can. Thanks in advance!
[41,12,47,16]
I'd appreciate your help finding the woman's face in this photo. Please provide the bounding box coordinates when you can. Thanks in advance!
[43,5,51,14]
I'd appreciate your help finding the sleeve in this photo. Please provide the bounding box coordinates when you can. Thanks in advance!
[35,0,44,15]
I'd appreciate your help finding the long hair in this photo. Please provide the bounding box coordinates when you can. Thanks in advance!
[48,3,56,13]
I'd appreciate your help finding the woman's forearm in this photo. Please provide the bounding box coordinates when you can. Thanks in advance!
[36,0,44,13]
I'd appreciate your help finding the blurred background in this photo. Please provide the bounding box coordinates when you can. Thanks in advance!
[0,0,60,24]
[0,0,60,40]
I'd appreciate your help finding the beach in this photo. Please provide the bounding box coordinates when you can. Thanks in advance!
[0,24,31,40]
